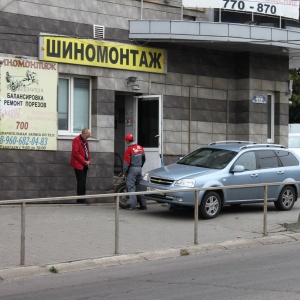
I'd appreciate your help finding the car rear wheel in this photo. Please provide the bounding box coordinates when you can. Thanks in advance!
[274,186,295,211]
[199,191,221,219]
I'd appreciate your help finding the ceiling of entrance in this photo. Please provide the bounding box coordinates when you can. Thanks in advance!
[129,20,300,69]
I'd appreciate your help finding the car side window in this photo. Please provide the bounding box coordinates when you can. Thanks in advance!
[234,151,256,170]
[256,150,279,169]
[275,150,299,167]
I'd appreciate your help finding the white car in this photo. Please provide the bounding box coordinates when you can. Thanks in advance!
[288,133,300,157]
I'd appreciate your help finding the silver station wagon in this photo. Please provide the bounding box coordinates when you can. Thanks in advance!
[139,141,300,219]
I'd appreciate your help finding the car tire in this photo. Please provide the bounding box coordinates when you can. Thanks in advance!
[114,182,131,209]
[274,186,296,211]
[199,191,221,219]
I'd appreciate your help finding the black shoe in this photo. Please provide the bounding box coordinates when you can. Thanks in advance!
[138,206,147,210]
[77,199,87,204]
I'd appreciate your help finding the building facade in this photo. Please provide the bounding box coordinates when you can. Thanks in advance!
[0,0,299,201]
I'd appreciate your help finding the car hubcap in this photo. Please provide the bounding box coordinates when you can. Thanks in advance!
[205,196,219,216]
[282,190,293,207]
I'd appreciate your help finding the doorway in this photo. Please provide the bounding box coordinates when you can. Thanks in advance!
[135,95,162,173]
[114,94,162,175]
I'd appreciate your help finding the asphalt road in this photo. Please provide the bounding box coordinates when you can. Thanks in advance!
[1,241,300,300]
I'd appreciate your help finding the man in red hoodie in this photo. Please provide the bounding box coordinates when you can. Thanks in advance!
[70,128,91,204]
[123,134,147,210]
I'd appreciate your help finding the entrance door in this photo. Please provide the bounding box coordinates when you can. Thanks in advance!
[135,95,162,174]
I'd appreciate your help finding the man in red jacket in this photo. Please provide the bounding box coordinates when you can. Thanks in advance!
[123,133,146,210]
[70,128,91,204]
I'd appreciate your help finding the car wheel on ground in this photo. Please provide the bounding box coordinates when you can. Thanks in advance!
[199,191,222,219]
[114,182,131,209]
[274,186,296,211]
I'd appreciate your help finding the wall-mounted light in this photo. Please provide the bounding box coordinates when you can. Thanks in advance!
[126,76,137,84]
[126,76,140,90]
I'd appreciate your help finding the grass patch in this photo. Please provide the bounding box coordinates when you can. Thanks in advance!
[49,266,58,273]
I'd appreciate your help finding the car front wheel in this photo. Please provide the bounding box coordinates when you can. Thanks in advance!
[199,191,221,219]
[274,186,295,211]
[114,182,131,209]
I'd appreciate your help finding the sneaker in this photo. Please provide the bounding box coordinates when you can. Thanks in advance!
[128,207,139,211]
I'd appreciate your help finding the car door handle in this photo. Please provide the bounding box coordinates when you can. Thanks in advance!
[277,171,284,174]
[250,174,258,177]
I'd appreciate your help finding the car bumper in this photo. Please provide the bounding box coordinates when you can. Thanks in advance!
[139,182,197,206]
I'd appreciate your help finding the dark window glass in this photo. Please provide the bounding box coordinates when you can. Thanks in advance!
[138,99,159,147]
[276,150,299,167]
[256,150,279,169]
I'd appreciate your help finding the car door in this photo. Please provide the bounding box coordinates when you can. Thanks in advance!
[257,149,300,201]
[225,151,260,202]
[255,150,281,201]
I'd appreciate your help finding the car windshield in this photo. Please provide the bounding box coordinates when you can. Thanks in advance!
[177,148,237,169]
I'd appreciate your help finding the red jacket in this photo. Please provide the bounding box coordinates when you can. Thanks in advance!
[70,135,91,170]
[123,142,145,174]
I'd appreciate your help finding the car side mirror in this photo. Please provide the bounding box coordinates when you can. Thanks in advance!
[232,165,245,173]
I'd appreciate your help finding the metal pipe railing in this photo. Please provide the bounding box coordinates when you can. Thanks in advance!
[0,180,299,266]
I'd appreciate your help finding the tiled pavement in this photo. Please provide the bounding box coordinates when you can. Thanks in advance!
[0,201,300,269]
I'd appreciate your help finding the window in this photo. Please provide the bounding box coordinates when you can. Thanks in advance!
[275,150,299,167]
[256,150,279,169]
[58,77,90,135]
[267,93,274,143]
[234,151,256,171]
[178,148,237,169]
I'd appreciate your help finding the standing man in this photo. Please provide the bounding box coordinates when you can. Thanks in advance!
[123,133,147,210]
[70,128,91,204]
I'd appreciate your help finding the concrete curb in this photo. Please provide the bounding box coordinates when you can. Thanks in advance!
[1,232,300,282]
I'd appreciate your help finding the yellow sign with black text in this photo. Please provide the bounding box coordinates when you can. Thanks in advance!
[39,36,167,74]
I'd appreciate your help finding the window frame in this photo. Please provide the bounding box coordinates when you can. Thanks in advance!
[267,92,274,143]
[57,75,91,136]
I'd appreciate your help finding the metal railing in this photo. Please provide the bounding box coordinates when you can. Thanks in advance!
[0,180,299,266]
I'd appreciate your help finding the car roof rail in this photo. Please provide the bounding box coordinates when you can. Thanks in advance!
[208,140,256,145]
[240,144,286,150]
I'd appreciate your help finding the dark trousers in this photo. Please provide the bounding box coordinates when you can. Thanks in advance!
[74,168,88,203]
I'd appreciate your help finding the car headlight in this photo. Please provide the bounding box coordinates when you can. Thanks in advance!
[142,172,150,181]
[174,179,195,188]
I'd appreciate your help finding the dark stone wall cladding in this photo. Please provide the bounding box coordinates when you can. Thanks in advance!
[0,150,114,201]
[166,46,289,125]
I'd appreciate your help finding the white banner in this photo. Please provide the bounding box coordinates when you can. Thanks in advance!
[182,0,299,20]
[0,58,58,151]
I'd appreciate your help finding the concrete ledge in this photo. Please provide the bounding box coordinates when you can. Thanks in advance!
[0,265,48,281]
[218,238,260,250]
[284,232,300,241]
[1,233,300,281]
[141,248,180,261]
[51,259,98,273]
[256,234,295,245]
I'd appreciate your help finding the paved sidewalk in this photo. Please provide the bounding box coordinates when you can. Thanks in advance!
[0,201,300,275]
